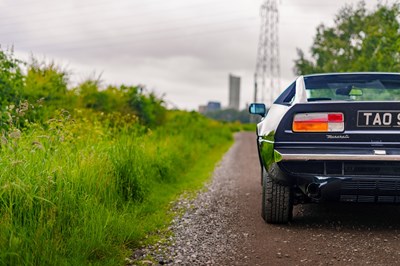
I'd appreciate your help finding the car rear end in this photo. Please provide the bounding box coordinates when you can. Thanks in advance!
[275,89,400,203]
[251,73,400,223]
[275,102,400,203]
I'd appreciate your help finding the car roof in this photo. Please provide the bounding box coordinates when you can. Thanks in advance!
[303,72,400,78]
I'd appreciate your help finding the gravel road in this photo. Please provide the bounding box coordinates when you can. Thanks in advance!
[131,132,400,265]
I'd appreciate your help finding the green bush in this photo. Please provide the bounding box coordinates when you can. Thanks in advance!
[0,48,24,105]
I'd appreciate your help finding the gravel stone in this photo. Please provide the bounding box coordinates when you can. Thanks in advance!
[129,133,245,265]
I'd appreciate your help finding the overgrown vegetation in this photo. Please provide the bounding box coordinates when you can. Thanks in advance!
[294,1,400,75]
[0,49,233,265]
[204,108,252,123]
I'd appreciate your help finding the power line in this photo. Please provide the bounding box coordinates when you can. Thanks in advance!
[8,22,257,54]
[2,16,257,49]
[0,9,254,36]
[0,1,257,51]
[0,0,238,28]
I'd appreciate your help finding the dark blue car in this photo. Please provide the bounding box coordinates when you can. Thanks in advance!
[249,73,400,224]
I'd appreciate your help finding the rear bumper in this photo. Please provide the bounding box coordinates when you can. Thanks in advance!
[273,147,400,203]
[276,148,400,161]
[305,176,400,203]
[258,138,400,203]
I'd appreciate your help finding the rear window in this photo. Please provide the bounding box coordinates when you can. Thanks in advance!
[304,74,400,102]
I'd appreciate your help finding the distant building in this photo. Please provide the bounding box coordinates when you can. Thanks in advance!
[198,105,207,114]
[206,101,221,112]
[229,74,241,110]
[198,102,221,113]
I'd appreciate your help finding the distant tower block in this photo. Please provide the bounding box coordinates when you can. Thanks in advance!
[229,74,241,110]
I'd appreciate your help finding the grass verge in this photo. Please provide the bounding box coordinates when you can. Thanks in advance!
[132,136,233,250]
[0,110,233,265]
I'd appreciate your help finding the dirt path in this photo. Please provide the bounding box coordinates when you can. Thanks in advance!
[132,132,400,265]
[221,132,400,266]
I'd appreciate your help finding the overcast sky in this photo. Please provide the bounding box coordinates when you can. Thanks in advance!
[0,0,395,110]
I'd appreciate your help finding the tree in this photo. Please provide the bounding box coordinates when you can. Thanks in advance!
[294,1,400,75]
[0,48,24,105]
[77,80,129,113]
[24,59,69,101]
[124,85,166,127]
[204,108,251,123]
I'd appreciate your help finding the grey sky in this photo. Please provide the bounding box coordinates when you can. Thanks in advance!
[0,0,394,110]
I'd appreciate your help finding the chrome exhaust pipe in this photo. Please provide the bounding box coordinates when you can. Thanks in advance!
[306,183,321,198]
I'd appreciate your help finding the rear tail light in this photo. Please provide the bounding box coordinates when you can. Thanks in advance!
[292,112,344,132]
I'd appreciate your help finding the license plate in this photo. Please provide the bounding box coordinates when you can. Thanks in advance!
[357,111,400,127]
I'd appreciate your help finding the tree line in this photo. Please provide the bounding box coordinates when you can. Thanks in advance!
[294,1,400,75]
[0,49,165,128]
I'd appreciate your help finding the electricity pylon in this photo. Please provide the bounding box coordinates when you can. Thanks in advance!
[254,0,280,106]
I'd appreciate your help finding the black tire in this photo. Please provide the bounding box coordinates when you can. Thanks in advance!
[261,166,293,224]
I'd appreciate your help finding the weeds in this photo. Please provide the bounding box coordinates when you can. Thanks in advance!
[0,48,234,265]
[0,105,232,265]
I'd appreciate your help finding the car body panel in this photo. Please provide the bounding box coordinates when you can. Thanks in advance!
[254,73,400,204]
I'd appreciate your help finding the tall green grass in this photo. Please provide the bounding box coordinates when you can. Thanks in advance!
[0,107,232,265]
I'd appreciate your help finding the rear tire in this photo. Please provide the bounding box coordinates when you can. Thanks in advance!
[261,166,293,224]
